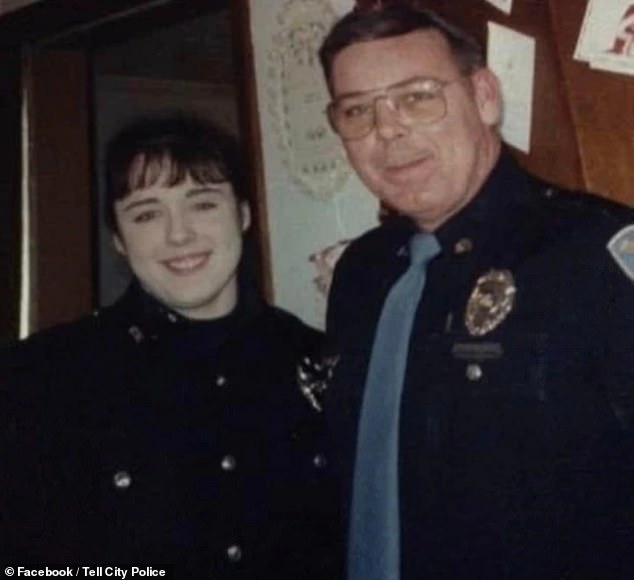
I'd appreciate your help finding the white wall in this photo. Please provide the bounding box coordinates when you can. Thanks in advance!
[249,0,378,329]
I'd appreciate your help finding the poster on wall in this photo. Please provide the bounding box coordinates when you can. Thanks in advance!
[575,0,634,76]
[487,22,535,154]
[267,0,350,200]
[483,0,513,15]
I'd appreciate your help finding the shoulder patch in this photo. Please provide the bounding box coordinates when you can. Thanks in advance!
[607,225,634,281]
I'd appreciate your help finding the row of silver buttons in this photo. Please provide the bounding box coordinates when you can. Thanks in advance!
[110,368,325,565]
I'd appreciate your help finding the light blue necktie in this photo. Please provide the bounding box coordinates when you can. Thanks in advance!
[348,232,440,580]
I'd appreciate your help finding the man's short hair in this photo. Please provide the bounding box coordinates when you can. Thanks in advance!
[105,115,248,232]
[319,4,485,89]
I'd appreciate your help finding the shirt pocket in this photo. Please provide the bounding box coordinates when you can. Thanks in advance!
[411,331,550,403]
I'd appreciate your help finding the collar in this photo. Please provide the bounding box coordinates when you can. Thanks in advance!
[433,149,533,257]
[381,149,533,260]
[424,148,531,266]
[111,280,264,351]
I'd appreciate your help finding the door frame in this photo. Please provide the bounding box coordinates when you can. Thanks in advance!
[0,0,270,343]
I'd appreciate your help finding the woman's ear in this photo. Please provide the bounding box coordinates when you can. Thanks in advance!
[112,233,127,257]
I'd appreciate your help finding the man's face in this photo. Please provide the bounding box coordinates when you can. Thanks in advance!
[330,29,501,231]
[113,171,250,320]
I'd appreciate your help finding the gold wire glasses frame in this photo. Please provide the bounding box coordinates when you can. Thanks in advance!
[327,76,458,140]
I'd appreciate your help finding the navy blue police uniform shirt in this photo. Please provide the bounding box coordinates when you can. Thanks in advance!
[325,150,634,579]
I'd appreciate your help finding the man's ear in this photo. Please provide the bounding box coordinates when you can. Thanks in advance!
[112,233,127,257]
[240,202,251,233]
[471,67,503,127]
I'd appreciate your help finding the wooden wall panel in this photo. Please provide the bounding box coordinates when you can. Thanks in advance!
[549,0,634,205]
[27,49,93,331]
[230,0,274,301]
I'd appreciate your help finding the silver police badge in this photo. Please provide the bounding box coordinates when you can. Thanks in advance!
[465,269,516,336]
[296,355,340,412]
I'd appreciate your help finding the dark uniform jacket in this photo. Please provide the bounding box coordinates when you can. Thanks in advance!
[0,283,341,579]
[326,151,634,579]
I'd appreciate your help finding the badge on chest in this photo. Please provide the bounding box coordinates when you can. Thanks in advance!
[465,269,516,336]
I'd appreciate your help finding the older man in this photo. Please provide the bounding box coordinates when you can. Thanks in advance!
[320,5,634,579]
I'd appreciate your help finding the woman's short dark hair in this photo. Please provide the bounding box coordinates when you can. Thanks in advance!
[319,4,485,88]
[105,115,248,233]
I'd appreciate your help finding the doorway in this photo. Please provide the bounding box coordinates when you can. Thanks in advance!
[0,0,268,341]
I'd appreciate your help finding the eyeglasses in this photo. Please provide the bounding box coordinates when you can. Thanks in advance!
[327,76,458,140]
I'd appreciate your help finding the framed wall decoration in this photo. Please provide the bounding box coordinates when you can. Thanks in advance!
[267,0,350,200]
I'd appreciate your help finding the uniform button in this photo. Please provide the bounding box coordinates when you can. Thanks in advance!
[128,325,144,343]
[313,453,327,469]
[454,238,473,254]
[215,375,227,387]
[466,364,483,381]
[226,544,242,562]
[221,455,236,471]
[112,470,132,490]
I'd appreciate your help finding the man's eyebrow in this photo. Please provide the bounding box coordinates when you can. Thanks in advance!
[333,76,435,101]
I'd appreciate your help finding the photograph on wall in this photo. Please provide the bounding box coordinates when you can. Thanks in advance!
[575,0,634,76]
[487,21,535,153]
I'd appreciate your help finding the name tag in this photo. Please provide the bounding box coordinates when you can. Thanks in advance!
[452,341,503,361]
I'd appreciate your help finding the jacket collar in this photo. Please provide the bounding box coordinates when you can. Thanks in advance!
[105,279,266,351]
[381,149,540,264]
[434,149,534,254]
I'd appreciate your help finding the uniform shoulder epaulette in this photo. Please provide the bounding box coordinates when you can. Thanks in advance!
[544,186,634,220]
